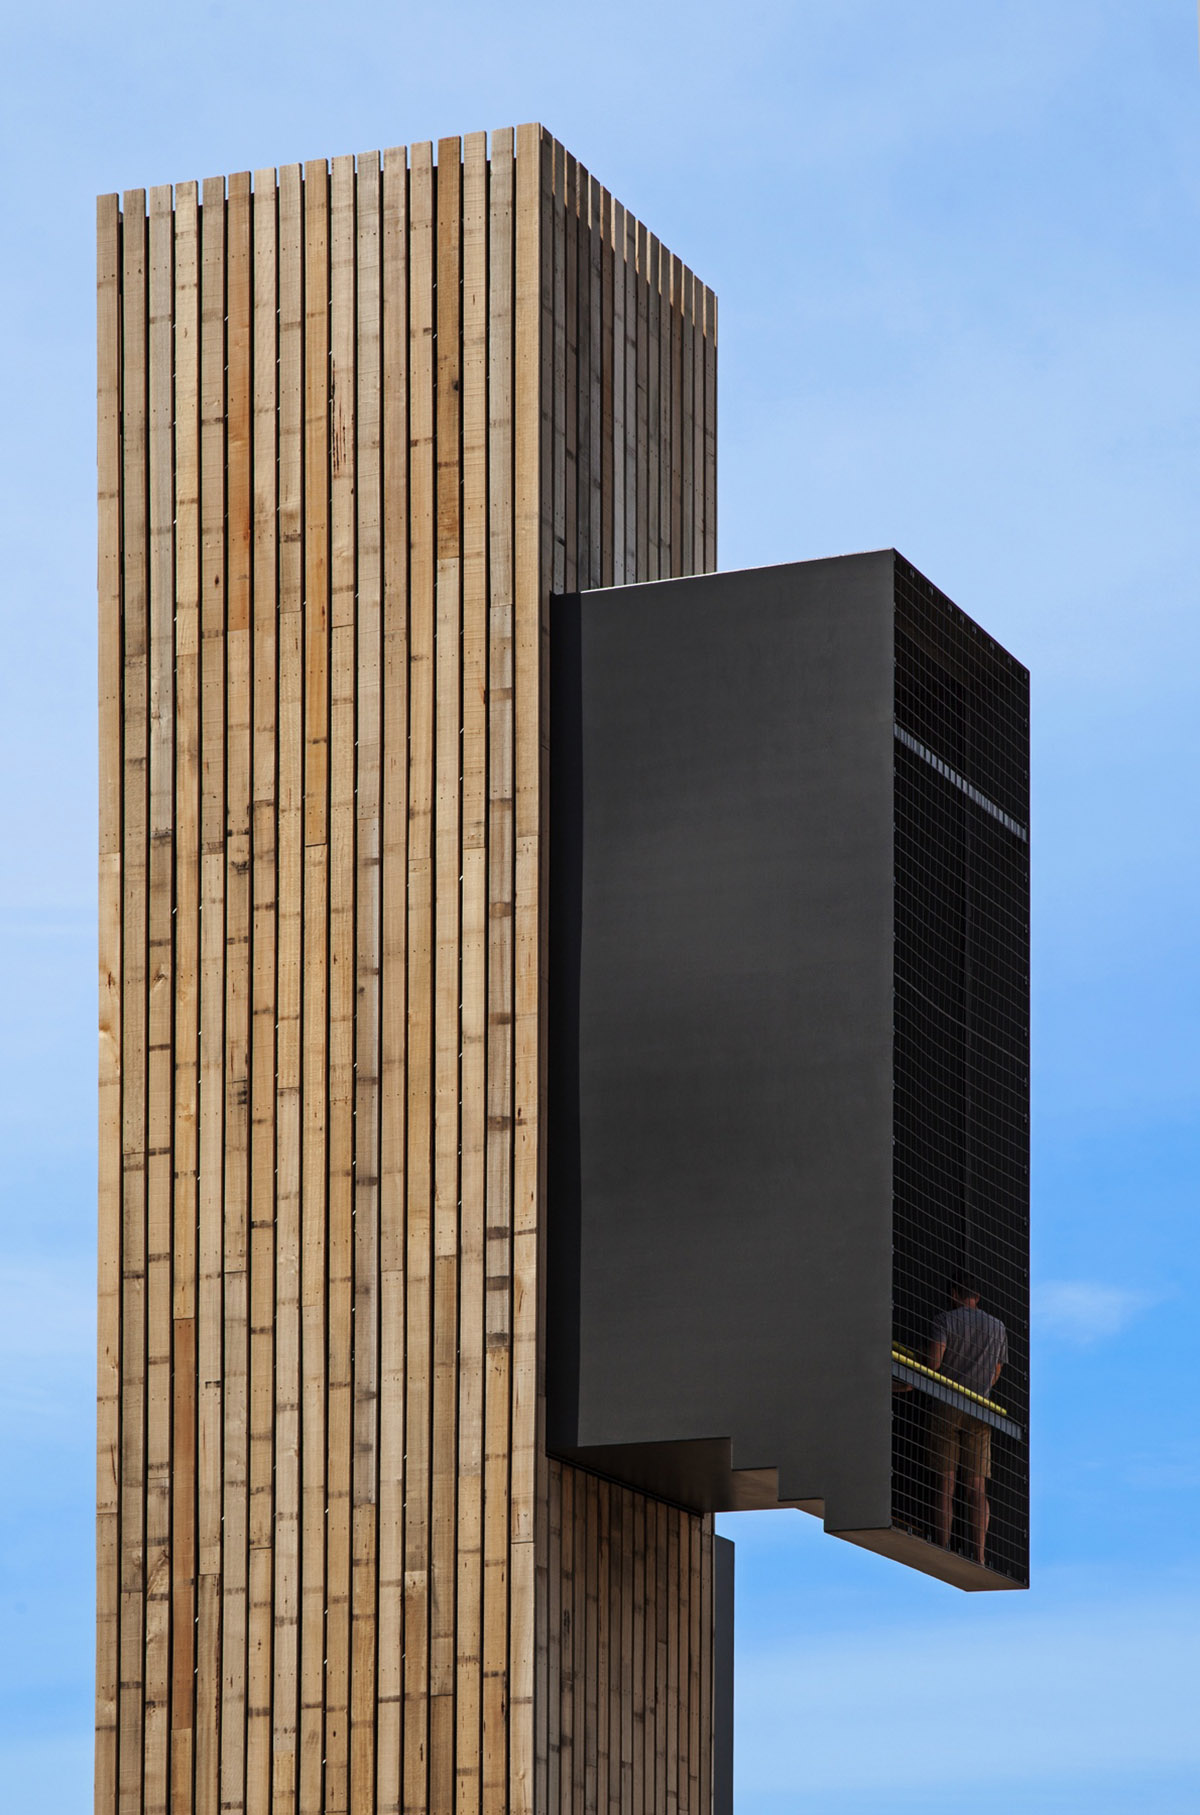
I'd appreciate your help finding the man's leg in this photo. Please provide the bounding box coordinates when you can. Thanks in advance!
[936,1470,956,1549]
[966,1473,990,1566]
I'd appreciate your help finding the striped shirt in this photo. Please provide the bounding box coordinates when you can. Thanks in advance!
[931,1306,1007,1400]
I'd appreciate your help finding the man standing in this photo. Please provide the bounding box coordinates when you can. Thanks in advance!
[928,1275,1008,1565]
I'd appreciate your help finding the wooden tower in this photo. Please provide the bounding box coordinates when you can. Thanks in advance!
[97,126,717,1814]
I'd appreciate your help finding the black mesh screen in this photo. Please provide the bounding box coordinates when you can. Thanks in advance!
[891,557,1030,1585]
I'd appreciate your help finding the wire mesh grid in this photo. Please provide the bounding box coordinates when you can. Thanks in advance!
[891,558,1030,1583]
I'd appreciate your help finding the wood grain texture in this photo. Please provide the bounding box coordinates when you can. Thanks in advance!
[299,154,329,1815]
[196,171,227,1815]
[99,131,716,1815]
[458,126,489,1815]
[376,138,409,1815]
[483,124,516,1815]
[351,145,383,1815]
[118,185,148,1815]
[431,131,463,1815]
[273,158,304,1815]
[511,117,548,1815]
[247,161,279,1815]
[221,167,253,1815]
[404,134,435,1815]
[325,151,356,1815]
[171,176,200,1815]
[145,180,174,1815]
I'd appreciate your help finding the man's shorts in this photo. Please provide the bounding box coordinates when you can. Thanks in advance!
[928,1405,991,1479]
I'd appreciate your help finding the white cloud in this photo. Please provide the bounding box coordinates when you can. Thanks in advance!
[1032,1279,1155,1345]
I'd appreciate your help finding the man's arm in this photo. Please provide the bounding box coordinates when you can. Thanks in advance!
[992,1322,1008,1388]
[929,1338,947,1372]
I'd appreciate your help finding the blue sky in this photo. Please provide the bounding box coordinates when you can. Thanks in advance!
[1,1,1198,1808]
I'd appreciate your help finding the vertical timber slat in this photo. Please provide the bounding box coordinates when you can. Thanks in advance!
[196,172,226,1815]
[299,155,330,1815]
[247,159,279,1815]
[483,122,516,1815]
[404,135,435,1815]
[273,158,304,1815]
[221,166,253,1815]
[351,144,383,1815]
[376,137,410,1815]
[431,131,463,1815]
[118,185,149,1815]
[145,179,174,1815]
[458,125,490,1815]
[171,175,201,1815]
[326,150,357,1815]
[511,118,547,1815]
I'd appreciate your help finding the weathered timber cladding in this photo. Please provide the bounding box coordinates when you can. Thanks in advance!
[98,126,717,1815]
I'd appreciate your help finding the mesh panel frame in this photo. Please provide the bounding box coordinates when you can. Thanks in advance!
[891,557,1030,1586]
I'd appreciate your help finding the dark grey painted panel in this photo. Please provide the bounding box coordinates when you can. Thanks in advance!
[549,554,897,1532]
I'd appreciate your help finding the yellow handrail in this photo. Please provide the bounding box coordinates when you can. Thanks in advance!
[891,1347,1010,1419]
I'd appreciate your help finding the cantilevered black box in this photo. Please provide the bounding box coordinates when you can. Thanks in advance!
[548,552,1029,1590]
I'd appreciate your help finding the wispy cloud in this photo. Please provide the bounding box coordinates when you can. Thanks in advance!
[1032,1279,1156,1344]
